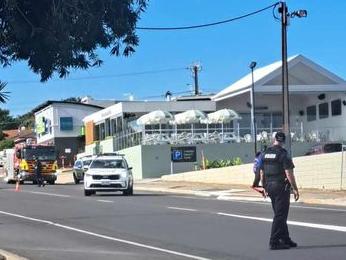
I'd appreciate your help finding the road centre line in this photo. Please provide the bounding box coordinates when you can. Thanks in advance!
[0,210,210,260]
[23,191,71,198]
[167,207,198,212]
[97,200,114,203]
[218,212,346,232]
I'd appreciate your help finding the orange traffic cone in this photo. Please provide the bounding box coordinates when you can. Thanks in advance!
[15,180,20,192]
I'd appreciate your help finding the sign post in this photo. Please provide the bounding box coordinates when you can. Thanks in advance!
[170,146,197,175]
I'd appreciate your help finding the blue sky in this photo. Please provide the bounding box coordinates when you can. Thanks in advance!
[1,0,346,116]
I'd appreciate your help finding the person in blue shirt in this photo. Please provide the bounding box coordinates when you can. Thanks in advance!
[252,151,263,188]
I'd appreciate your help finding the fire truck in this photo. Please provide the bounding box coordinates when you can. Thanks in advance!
[4,141,58,184]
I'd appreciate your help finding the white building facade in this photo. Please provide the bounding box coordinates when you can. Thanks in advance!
[213,55,346,142]
[33,101,103,166]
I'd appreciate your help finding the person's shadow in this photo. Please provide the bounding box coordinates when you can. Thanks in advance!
[296,244,346,250]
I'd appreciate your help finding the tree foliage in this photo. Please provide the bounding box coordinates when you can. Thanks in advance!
[0,108,17,130]
[0,139,14,150]
[0,0,147,81]
[0,81,10,103]
[0,109,34,141]
[15,111,34,128]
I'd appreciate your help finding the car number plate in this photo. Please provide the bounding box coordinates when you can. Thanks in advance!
[101,180,110,185]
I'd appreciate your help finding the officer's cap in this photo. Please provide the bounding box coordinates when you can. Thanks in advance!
[275,131,286,143]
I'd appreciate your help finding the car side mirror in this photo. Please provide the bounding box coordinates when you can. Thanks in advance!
[128,167,133,170]
[83,166,89,171]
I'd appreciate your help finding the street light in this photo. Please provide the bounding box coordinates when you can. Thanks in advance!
[249,61,257,155]
[278,1,307,156]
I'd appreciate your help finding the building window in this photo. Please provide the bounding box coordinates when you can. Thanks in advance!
[111,118,117,136]
[99,123,105,140]
[331,99,342,116]
[60,117,73,131]
[306,105,316,122]
[105,119,111,137]
[318,102,329,119]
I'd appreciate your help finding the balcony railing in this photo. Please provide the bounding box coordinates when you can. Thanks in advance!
[109,125,345,151]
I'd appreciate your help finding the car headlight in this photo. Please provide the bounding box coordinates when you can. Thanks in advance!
[84,173,92,177]
[120,171,128,178]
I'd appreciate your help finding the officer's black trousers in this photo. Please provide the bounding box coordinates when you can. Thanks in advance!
[266,181,291,244]
[35,172,43,187]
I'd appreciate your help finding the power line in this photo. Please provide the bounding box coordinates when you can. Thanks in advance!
[136,3,278,30]
[7,67,188,85]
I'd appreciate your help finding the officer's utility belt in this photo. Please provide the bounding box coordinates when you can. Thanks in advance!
[265,176,287,184]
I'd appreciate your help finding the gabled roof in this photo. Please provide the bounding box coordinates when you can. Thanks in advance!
[32,100,104,113]
[213,55,346,101]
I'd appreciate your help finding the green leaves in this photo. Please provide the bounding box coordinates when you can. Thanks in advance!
[202,157,243,169]
[0,81,10,103]
[0,139,14,150]
[0,0,148,81]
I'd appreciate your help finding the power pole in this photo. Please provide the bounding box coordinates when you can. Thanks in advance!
[190,63,202,95]
[278,2,307,156]
[279,1,291,155]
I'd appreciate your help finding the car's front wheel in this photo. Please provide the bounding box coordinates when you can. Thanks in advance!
[73,173,80,184]
[123,184,133,196]
[84,189,93,196]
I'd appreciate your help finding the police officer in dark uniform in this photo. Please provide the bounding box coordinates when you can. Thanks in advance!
[260,131,299,250]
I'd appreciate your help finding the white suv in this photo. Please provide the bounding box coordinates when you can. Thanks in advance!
[83,154,133,196]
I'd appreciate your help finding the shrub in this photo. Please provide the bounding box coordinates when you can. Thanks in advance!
[201,157,243,169]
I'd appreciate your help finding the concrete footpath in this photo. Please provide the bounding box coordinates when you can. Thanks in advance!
[0,250,27,260]
[56,170,346,207]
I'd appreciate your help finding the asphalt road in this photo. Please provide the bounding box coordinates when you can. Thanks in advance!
[0,182,346,260]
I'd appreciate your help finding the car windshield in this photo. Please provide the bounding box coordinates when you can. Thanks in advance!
[90,159,125,169]
[83,160,92,166]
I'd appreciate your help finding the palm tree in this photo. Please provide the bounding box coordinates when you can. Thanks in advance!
[0,81,10,103]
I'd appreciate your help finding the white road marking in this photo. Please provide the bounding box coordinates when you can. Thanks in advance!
[97,200,114,203]
[290,204,346,212]
[167,207,198,212]
[0,210,210,260]
[173,195,346,213]
[24,191,71,198]
[218,212,346,232]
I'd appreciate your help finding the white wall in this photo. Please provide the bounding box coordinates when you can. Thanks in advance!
[35,103,101,144]
[298,92,346,141]
[35,106,55,143]
[216,92,284,112]
[162,151,346,190]
[216,91,346,141]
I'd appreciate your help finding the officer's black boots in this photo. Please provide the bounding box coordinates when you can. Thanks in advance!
[269,241,290,250]
[270,239,298,250]
[282,239,298,248]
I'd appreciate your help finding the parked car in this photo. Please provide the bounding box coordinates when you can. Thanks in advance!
[83,154,133,196]
[73,156,94,184]
[305,143,343,156]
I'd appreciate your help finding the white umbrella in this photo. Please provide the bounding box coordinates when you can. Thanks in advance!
[174,110,206,142]
[137,110,173,125]
[173,110,206,124]
[207,109,241,142]
[137,110,173,137]
[207,109,241,124]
